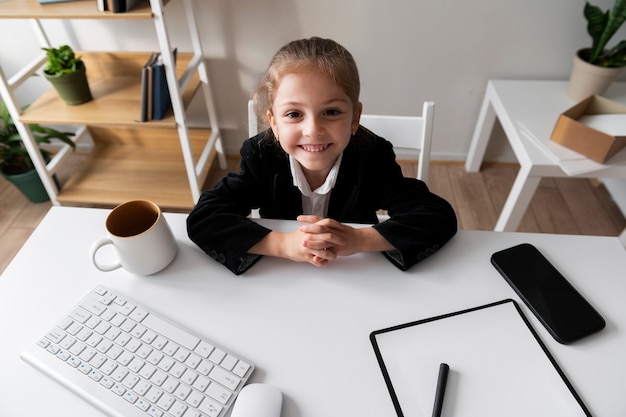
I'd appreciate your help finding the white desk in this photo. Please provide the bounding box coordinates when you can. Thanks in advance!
[1,207,626,416]
[465,79,626,232]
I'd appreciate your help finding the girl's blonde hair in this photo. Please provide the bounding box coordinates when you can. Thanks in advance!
[253,37,360,131]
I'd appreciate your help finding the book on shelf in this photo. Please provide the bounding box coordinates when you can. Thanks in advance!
[110,0,144,12]
[94,0,144,12]
[38,0,92,4]
[139,52,158,122]
[139,48,177,122]
[152,48,178,121]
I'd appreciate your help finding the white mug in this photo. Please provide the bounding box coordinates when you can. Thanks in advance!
[89,200,177,275]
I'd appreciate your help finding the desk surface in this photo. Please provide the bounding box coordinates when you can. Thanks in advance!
[1,207,626,416]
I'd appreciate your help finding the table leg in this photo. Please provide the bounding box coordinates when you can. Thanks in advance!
[465,92,497,173]
[494,164,541,232]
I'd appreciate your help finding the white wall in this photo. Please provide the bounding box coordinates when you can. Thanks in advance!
[1,0,625,161]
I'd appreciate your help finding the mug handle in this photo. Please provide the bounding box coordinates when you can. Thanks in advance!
[89,237,122,272]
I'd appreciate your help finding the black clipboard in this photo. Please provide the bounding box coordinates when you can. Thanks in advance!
[370,299,591,417]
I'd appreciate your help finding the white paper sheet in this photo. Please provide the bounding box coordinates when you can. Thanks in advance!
[371,300,588,417]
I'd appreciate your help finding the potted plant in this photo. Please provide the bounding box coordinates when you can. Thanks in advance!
[1,102,75,202]
[567,0,626,100]
[42,44,93,105]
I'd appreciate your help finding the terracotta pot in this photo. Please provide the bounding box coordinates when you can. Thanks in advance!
[567,49,626,101]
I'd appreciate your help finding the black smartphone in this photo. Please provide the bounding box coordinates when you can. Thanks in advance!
[491,243,605,344]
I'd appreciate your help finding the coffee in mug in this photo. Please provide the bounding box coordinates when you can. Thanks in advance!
[90,200,177,275]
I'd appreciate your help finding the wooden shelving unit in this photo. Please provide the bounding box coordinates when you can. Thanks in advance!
[0,0,226,211]
[21,52,200,127]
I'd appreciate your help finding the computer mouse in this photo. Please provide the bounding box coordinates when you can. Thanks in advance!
[230,383,283,417]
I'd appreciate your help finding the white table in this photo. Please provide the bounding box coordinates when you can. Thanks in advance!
[465,79,626,232]
[1,206,626,416]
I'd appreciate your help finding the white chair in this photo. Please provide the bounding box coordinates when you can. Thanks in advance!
[358,101,434,183]
[247,100,435,183]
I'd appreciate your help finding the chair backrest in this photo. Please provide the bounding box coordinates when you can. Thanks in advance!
[247,100,435,183]
[248,99,259,138]
[358,101,434,183]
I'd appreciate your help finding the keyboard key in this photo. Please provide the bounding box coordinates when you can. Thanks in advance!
[170,400,188,417]
[100,375,115,388]
[162,376,180,393]
[112,383,126,396]
[193,375,210,392]
[206,382,233,405]
[163,341,180,356]
[151,370,168,386]
[57,317,73,330]
[119,303,136,316]
[194,341,214,358]
[181,369,198,386]
[130,307,149,322]
[186,390,204,408]
[143,314,200,352]
[46,329,66,344]
[139,363,157,380]
[196,359,213,376]
[148,406,163,417]
[209,348,226,365]
[157,393,175,411]
[186,354,203,370]
[146,386,164,403]
[198,397,222,417]
[221,354,238,371]
[123,390,138,403]
[170,362,186,378]
[174,383,192,401]
[69,308,90,324]
[89,370,103,382]
[134,379,152,396]
[136,398,151,411]
[81,298,106,316]
[209,367,240,391]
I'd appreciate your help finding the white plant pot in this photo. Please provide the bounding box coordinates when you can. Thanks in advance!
[567,49,625,101]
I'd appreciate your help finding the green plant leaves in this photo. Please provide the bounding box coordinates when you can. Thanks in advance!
[42,45,83,76]
[585,0,626,66]
[1,102,75,173]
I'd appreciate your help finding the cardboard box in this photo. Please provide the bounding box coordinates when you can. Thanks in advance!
[550,95,626,163]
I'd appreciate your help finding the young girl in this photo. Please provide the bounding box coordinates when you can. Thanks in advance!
[187,37,457,275]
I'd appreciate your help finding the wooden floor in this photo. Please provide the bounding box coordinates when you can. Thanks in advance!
[2,159,625,274]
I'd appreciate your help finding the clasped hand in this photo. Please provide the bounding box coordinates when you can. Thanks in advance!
[295,215,358,267]
[250,215,395,267]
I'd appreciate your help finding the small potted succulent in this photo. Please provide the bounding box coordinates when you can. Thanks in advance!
[1,102,75,202]
[42,44,93,105]
[567,0,626,99]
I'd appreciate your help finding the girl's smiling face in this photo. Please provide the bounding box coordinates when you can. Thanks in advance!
[267,69,361,189]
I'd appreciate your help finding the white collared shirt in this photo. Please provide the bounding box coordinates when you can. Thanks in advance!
[289,153,343,217]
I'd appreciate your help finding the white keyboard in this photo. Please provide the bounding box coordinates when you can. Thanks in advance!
[21,286,255,417]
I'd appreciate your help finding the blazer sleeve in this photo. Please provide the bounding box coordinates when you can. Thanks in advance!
[366,137,457,271]
[186,138,273,275]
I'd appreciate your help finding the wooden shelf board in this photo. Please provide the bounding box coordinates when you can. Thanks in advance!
[56,126,214,211]
[0,0,169,19]
[20,51,200,127]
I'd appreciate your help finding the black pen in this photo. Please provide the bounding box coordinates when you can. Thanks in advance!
[432,363,449,417]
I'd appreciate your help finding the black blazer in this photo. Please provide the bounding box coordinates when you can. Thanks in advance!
[187,127,457,274]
